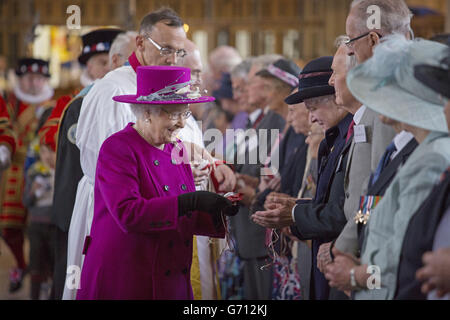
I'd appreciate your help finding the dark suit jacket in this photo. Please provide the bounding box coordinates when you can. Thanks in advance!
[291,138,351,240]
[290,114,353,241]
[395,167,450,300]
[357,138,418,251]
[367,139,418,196]
[253,127,307,210]
[289,113,352,300]
[51,96,85,232]
[279,128,307,197]
[230,109,286,259]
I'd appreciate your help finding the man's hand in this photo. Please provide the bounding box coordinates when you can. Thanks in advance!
[214,164,237,192]
[416,247,450,297]
[325,256,358,292]
[317,242,333,273]
[264,192,292,209]
[281,226,301,242]
[251,201,295,229]
[236,173,259,189]
[267,176,281,191]
[266,193,297,208]
[332,246,361,264]
[325,247,361,292]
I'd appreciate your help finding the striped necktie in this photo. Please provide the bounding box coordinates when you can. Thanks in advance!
[370,141,397,187]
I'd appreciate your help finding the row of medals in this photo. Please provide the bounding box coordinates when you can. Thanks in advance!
[354,209,370,225]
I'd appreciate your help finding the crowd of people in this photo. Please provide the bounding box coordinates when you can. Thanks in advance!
[0,0,449,300]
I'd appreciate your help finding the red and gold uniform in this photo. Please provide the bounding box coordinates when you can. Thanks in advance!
[0,96,16,156]
[0,91,53,229]
[0,57,54,292]
[38,95,73,152]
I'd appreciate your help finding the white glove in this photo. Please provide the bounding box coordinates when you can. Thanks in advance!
[0,145,12,171]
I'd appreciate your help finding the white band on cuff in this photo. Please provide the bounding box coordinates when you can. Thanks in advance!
[291,204,297,223]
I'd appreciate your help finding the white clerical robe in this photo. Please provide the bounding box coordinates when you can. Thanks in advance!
[63,65,221,300]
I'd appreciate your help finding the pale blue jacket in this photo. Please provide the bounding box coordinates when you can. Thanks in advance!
[356,131,450,300]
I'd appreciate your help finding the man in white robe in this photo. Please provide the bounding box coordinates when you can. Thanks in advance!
[64,8,235,299]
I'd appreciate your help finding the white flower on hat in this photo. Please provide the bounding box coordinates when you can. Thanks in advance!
[187,87,201,99]
[31,63,38,72]
[176,85,201,99]
[175,86,190,95]
[20,65,27,73]
[83,46,90,53]
[96,42,105,51]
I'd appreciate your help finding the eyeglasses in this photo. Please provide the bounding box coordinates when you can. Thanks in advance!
[147,36,187,58]
[161,107,192,120]
[345,31,383,48]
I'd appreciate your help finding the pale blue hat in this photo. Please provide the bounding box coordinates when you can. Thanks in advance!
[347,35,449,133]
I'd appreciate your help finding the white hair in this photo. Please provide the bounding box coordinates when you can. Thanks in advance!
[109,31,138,65]
[252,54,284,71]
[130,104,161,120]
[350,0,413,36]
[208,46,242,73]
[304,94,336,108]
[230,57,254,79]
[335,35,350,48]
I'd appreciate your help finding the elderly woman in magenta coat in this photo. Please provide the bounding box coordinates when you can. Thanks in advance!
[76,66,238,300]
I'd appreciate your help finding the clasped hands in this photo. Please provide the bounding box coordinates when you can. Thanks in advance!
[251,192,297,229]
[323,246,450,298]
[416,247,450,297]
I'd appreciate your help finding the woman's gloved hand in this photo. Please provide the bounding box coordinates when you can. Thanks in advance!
[178,191,239,217]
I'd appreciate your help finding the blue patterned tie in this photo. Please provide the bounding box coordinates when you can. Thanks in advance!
[370,141,397,187]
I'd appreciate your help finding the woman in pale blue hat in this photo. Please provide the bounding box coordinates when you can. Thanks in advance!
[323,35,450,300]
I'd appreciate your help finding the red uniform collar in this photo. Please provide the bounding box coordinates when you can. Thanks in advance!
[127,52,141,73]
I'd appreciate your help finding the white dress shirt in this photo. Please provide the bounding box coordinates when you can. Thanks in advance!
[248,108,263,126]
[391,130,415,160]
[353,105,366,125]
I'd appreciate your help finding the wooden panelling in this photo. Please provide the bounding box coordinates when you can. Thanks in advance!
[0,0,447,69]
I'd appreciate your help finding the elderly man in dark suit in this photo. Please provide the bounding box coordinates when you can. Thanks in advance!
[229,55,294,300]
[250,85,310,299]
[251,56,351,300]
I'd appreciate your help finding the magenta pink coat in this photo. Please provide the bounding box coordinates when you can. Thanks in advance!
[76,123,225,300]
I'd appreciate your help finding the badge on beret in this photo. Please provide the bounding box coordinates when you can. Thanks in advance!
[354,195,382,225]
[67,123,77,144]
